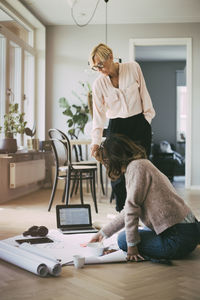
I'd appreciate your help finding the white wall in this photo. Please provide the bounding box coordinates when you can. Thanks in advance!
[46,22,200,188]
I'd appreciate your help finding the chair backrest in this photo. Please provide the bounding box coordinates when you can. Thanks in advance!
[48,129,72,169]
[48,128,83,163]
[72,141,84,162]
[48,128,69,141]
[50,138,72,170]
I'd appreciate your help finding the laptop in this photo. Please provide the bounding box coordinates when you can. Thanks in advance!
[56,204,99,234]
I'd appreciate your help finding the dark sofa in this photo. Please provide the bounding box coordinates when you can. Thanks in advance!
[151,141,185,181]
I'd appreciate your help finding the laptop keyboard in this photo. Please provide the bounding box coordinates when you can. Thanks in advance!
[61,227,95,231]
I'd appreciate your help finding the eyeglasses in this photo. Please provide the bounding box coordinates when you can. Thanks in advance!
[92,62,104,71]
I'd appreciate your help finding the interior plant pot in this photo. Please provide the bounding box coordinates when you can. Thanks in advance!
[27,138,39,151]
[0,138,17,153]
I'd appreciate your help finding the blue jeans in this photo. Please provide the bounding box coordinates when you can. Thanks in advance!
[117,223,200,260]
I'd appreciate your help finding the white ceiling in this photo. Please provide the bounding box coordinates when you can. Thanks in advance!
[1,0,194,61]
[19,0,200,26]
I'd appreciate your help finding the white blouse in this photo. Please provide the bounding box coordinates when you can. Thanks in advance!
[92,61,156,145]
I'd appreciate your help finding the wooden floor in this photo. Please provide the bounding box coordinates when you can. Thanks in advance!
[0,184,200,300]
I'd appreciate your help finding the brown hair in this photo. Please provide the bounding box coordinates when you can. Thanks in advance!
[89,43,113,68]
[96,134,147,180]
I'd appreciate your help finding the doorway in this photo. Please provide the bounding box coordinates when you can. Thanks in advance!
[129,38,192,188]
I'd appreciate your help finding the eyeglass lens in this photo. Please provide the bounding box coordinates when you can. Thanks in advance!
[92,63,104,71]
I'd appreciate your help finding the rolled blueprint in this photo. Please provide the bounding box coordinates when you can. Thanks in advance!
[19,242,62,276]
[0,244,48,277]
[0,241,61,277]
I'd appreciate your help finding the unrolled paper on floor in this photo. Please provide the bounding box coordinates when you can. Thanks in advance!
[0,230,127,277]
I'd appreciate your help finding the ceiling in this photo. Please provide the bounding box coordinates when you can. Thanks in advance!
[1,0,195,61]
[19,0,200,26]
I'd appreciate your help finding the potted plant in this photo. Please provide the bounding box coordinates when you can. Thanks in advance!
[0,103,27,153]
[58,81,91,139]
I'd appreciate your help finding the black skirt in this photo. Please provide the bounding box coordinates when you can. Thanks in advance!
[106,113,152,157]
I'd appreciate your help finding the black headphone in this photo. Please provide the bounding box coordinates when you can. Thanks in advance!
[23,225,48,237]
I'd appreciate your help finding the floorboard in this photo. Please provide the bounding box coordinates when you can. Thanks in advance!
[0,184,200,300]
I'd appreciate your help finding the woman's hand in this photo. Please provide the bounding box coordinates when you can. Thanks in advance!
[91,144,100,159]
[126,246,145,262]
[89,231,104,243]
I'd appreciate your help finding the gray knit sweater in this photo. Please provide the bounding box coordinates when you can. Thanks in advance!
[102,159,191,245]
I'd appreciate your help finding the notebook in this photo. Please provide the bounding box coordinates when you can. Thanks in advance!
[56,204,99,234]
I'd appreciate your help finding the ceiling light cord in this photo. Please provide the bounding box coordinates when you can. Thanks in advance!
[105,0,108,44]
[71,0,101,27]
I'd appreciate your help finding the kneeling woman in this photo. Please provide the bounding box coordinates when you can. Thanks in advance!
[90,134,200,261]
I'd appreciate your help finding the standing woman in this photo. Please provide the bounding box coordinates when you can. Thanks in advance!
[89,43,155,211]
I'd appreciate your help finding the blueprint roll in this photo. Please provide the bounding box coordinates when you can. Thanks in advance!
[19,242,59,262]
[0,243,48,277]
[19,243,62,276]
[0,242,61,277]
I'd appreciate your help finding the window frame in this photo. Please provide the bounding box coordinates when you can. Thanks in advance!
[0,22,36,145]
[176,85,187,143]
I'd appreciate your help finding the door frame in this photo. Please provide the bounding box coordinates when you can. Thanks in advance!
[129,38,192,188]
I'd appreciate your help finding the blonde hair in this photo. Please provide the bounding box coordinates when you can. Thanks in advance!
[89,43,113,68]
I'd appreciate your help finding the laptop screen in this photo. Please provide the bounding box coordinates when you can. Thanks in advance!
[56,204,92,229]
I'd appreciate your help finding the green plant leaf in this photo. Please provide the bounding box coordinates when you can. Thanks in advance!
[62,107,73,117]
[68,128,75,136]
[59,97,70,108]
[67,119,73,127]
[59,81,92,137]
[1,102,28,137]
[72,105,82,113]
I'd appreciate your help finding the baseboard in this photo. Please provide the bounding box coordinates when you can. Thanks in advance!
[188,185,200,190]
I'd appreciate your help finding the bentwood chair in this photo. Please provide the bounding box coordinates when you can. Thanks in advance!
[49,128,105,197]
[48,129,98,213]
[71,137,106,196]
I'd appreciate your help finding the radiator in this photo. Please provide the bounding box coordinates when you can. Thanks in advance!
[10,159,45,189]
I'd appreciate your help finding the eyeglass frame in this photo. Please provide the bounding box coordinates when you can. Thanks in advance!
[91,62,105,71]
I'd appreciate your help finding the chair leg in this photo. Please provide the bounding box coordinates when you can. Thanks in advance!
[80,173,84,205]
[48,172,58,211]
[62,177,67,203]
[100,163,105,195]
[65,172,71,205]
[91,170,98,213]
[74,173,79,195]
[89,177,94,204]
[70,174,78,198]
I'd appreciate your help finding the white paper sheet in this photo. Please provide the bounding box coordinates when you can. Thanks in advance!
[35,230,126,265]
[0,230,126,275]
[85,250,127,264]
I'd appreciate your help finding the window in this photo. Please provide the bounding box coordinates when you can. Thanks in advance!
[24,50,35,145]
[0,7,35,146]
[2,20,30,45]
[9,40,22,107]
[0,6,33,46]
[0,33,6,133]
[176,70,186,142]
